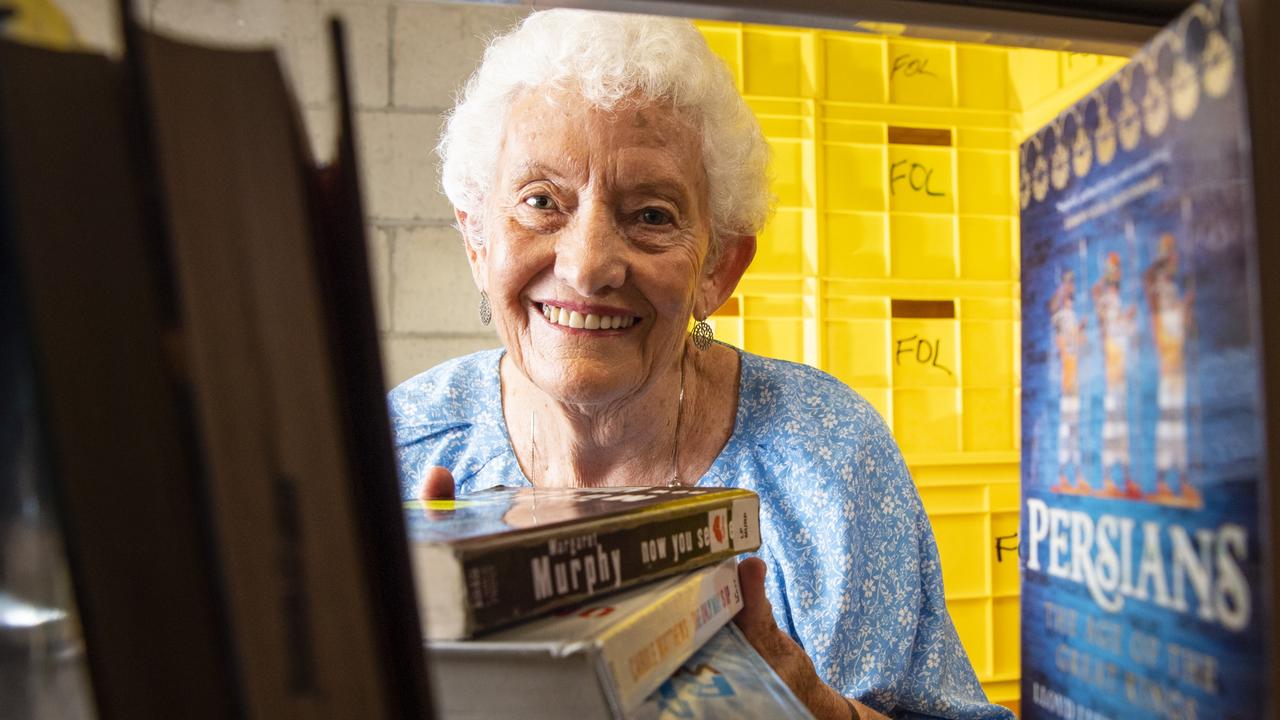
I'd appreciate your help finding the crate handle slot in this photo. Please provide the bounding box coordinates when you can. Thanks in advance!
[887,126,952,147]
[891,299,955,318]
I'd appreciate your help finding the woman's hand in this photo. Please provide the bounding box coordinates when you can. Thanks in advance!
[734,558,888,720]
[418,466,456,502]
[418,467,456,519]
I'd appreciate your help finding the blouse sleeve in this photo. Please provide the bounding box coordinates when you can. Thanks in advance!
[890,495,1014,719]
[385,353,490,500]
[745,361,1013,720]
[843,420,1013,720]
[388,378,434,499]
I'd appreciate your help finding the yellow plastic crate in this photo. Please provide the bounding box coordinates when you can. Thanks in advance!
[709,277,814,366]
[1011,49,1128,136]
[914,467,1022,694]
[698,20,1123,711]
[816,293,1018,455]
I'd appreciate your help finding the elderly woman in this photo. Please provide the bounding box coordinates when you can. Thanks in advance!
[390,10,1012,720]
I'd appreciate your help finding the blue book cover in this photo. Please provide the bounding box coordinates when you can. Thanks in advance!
[1019,1,1270,718]
[631,624,813,720]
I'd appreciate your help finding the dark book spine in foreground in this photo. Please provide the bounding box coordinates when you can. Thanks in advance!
[0,39,239,719]
[306,20,434,718]
[453,494,759,636]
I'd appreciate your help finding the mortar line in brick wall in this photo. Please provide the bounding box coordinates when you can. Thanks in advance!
[356,105,450,116]
[369,218,458,228]
[387,3,396,107]
[384,225,397,334]
[300,102,440,115]
[382,332,500,341]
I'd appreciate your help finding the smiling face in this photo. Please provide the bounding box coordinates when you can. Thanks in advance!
[460,89,743,408]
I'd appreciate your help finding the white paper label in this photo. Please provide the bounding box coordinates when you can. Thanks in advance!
[728,497,760,550]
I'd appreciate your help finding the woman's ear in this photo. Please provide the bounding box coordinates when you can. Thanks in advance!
[456,207,486,290]
[696,234,756,318]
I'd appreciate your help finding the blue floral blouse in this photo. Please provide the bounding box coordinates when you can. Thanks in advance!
[389,347,1013,719]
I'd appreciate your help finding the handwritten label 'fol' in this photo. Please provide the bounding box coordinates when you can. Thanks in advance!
[894,335,954,377]
[889,159,946,198]
[890,53,938,80]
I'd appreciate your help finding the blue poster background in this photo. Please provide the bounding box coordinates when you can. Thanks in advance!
[1019,1,1268,718]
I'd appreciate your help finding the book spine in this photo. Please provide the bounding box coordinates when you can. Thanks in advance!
[306,21,433,717]
[459,493,759,636]
[597,559,744,715]
[1,41,240,718]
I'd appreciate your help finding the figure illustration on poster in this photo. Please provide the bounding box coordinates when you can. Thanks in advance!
[1049,267,1086,495]
[1144,231,1201,508]
[1020,0,1267,717]
[1092,248,1138,499]
[1041,221,1205,509]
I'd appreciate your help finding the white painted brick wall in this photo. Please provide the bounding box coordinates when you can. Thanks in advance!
[392,2,525,109]
[358,110,451,222]
[369,225,394,332]
[53,0,126,54]
[392,225,489,334]
[383,334,499,388]
[286,1,391,109]
[151,0,291,45]
[53,0,517,388]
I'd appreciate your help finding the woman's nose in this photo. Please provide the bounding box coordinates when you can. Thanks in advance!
[553,204,627,296]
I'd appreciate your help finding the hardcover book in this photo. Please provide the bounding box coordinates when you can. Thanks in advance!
[1020,1,1272,717]
[1,19,433,720]
[0,37,239,719]
[429,557,743,719]
[407,485,760,639]
[632,623,814,720]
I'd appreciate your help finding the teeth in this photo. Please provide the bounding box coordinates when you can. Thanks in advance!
[541,304,633,331]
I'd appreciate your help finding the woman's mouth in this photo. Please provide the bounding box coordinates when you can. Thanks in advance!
[540,303,636,331]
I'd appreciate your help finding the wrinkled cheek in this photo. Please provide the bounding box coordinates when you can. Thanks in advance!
[494,304,534,356]
[511,309,578,371]
[646,270,701,323]
[502,324,534,371]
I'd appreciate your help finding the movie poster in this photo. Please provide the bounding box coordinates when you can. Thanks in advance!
[1020,1,1269,718]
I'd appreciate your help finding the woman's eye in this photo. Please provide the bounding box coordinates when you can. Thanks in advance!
[524,195,555,210]
[639,208,671,226]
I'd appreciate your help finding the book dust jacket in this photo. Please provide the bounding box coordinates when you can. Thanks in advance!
[406,485,759,638]
[1020,1,1270,717]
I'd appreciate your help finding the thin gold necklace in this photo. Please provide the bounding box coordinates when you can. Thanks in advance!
[669,343,687,486]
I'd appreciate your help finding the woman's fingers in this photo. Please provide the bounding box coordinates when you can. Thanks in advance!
[735,557,804,682]
[419,467,456,520]
[419,466,456,502]
[734,556,777,634]
[734,557,850,720]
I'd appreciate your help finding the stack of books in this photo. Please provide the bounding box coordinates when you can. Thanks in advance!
[409,485,814,719]
[4,11,811,718]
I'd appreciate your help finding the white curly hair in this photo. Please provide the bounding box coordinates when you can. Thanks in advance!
[437,9,772,254]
